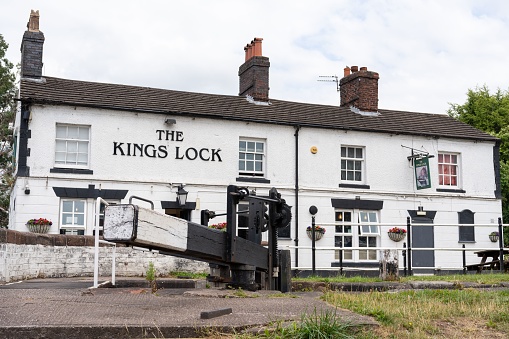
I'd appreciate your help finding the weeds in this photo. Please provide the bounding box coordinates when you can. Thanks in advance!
[251,308,356,339]
[145,261,157,293]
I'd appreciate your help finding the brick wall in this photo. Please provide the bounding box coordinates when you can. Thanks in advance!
[340,67,379,112]
[0,229,208,283]
[21,30,45,79]
[238,56,270,101]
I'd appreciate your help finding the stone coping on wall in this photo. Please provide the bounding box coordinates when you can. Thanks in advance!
[0,228,123,247]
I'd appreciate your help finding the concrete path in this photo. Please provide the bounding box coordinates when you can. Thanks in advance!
[0,277,377,338]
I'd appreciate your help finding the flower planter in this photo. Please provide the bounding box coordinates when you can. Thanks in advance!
[26,223,51,234]
[388,232,406,242]
[489,235,499,243]
[306,229,324,241]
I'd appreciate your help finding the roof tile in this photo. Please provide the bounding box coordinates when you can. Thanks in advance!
[19,76,496,141]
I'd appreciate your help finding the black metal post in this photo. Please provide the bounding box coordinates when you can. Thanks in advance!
[406,217,412,276]
[294,126,300,270]
[226,185,238,263]
[200,210,210,226]
[462,244,466,275]
[311,215,316,275]
[339,249,343,275]
[403,242,407,277]
[309,206,318,276]
[498,217,505,272]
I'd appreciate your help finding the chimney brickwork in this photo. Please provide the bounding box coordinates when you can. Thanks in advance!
[238,38,270,102]
[20,10,45,79]
[340,66,379,112]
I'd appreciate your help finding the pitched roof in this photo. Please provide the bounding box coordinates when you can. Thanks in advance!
[19,76,497,142]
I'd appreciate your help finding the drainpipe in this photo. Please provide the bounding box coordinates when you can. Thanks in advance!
[294,126,300,269]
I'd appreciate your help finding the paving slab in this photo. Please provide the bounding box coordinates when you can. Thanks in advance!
[0,278,377,338]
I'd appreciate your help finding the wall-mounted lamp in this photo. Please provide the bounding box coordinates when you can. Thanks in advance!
[24,185,30,195]
[176,184,188,207]
[417,205,426,216]
[165,118,177,125]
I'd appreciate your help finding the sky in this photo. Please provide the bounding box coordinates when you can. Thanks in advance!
[1,0,508,114]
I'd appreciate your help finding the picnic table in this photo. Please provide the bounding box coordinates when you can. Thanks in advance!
[465,249,509,273]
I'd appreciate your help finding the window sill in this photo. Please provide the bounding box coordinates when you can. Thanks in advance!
[436,188,466,193]
[50,168,93,175]
[236,177,270,184]
[338,183,370,189]
[458,241,476,243]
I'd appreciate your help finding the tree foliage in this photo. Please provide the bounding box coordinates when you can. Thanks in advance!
[448,85,509,245]
[0,34,17,228]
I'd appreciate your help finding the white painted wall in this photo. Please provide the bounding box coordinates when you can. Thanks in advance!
[10,103,502,272]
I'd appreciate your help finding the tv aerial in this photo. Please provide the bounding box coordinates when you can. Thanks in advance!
[317,75,340,92]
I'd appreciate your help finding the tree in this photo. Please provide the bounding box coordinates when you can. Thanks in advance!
[448,85,509,246]
[0,34,17,228]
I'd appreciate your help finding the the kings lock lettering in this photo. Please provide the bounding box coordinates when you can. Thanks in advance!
[112,130,222,162]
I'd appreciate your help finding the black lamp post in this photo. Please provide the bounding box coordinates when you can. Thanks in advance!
[309,205,318,275]
[176,185,188,207]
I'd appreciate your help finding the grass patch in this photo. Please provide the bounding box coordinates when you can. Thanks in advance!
[294,275,384,284]
[164,271,208,279]
[323,288,509,338]
[293,272,509,285]
[266,293,297,298]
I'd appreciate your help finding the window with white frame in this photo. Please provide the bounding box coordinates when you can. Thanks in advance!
[60,199,86,235]
[55,124,90,167]
[239,139,265,176]
[438,152,459,187]
[358,211,379,260]
[334,211,353,260]
[341,146,364,182]
[334,210,379,261]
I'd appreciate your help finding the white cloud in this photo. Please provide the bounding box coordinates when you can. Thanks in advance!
[2,0,508,113]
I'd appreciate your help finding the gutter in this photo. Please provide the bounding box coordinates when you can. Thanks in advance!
[294,126,300,269]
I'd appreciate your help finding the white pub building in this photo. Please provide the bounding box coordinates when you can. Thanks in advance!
[10,11,502,275]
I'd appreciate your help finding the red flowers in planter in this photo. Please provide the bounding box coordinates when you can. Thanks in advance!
[388,227,406,234]
[209,222,227,231]
[26,218,53,226]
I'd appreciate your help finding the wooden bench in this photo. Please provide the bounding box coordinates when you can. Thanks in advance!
[465,260,509,273]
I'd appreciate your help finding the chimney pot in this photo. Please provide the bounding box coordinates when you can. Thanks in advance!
[251,37,263,57]
[360,66,367,71]
[351,66,358,72]
[245,44,253,61]
[344,67,351,77]
[27,10,40,32]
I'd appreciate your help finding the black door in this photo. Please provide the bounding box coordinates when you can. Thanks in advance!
[411,215,435,274]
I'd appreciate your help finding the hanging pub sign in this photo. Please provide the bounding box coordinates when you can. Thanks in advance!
[414,157,431,190]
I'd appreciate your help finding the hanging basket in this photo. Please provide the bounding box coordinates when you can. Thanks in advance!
[489,234,499,243]
[306,229,324,241]
[388,232,406,242]
[26,223,51,234]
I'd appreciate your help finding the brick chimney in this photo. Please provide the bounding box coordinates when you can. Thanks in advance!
[238,38,270,102]
[20,10,45,79]
[340,66,379,112]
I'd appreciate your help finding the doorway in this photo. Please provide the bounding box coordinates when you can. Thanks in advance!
[409,210,437,274]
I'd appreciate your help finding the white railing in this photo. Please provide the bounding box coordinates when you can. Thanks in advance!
[291,220,507,273]
[92,198,117,288]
